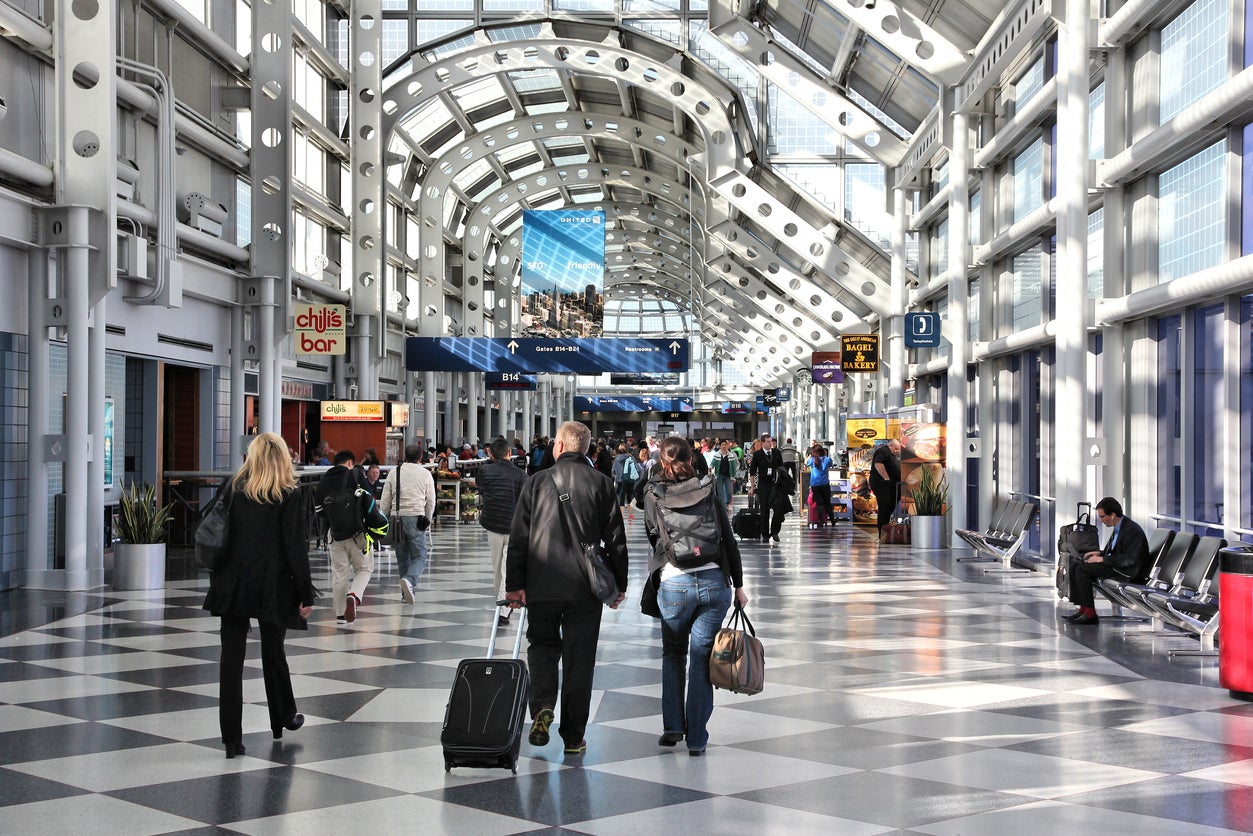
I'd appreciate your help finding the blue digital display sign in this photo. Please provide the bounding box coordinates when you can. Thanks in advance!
[573,395,693,413]
[405,337,690,374]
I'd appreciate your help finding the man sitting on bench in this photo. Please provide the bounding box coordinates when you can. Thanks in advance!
[1061,497,1150,626]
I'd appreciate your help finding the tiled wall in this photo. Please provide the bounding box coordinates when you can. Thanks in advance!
[0,333,28,590]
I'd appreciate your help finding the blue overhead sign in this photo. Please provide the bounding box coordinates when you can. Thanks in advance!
[406,337,690,374]
[905,312,942,348]
[574,395,693,413]
[720,402,755,414]
[485,372,537,390]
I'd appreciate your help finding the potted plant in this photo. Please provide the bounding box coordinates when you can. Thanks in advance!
[112,482,175,590]
[910,465,948,550]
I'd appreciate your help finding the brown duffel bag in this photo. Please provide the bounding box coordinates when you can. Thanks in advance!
[710,604,764,695]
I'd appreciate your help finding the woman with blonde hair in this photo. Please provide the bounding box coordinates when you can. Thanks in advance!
[203,432,317,758]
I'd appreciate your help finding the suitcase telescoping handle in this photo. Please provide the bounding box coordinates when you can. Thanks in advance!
[1077,501,1092,524]
[486,601,527,660]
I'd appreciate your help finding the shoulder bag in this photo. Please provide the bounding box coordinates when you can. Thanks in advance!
[382,464,405,548]
[709,603,764,695]
[194,480,234,572]
[553,468,619,605]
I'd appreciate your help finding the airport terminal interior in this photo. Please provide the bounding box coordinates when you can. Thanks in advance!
[2,0,1253,830]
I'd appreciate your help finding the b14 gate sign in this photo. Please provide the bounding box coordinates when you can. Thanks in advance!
[295,303,347,355]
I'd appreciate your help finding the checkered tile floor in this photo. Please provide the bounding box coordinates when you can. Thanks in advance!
[3,510,1253,835]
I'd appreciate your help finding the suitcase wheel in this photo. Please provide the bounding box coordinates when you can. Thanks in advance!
[510,760,518,775]
[444,760,452,773]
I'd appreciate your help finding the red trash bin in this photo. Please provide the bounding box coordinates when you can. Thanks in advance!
[1219,546,1253,701]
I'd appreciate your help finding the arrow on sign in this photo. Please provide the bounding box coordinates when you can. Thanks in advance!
[506,340,519,354]
[668,341,681,354]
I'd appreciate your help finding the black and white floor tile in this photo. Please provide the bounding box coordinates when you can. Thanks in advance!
[3,509,1253,835]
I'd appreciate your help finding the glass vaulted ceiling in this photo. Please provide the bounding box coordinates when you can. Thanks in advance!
[378,0,995,385]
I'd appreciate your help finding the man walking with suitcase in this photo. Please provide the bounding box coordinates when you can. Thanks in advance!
[504,421,628,756]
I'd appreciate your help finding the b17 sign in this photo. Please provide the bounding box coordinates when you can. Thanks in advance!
[294,304,346,355]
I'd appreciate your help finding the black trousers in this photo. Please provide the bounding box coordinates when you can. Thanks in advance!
[810,483,835,524]
[872,482,898,532]
[1067,558,1120,608]
[758,486,785,537]
[525,598,603,747]
[218,615,296,744]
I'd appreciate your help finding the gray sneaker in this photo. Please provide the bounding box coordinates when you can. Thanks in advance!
[400,578,414,604]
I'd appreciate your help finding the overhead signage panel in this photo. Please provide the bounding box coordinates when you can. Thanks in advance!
[904,312,942,348]
[610,372,681,386]
[405,337,689,374]
[720,402,754,414]
[521,209,605,338]
[840,335,880,373]
[485,372,538,391]
[811,351,845,384]
[574,395,694,413]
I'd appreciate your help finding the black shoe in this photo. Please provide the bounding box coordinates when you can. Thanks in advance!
[770,534,780,542]
[1071,614,1100,625]
[658,732,684,747]
[761,536,770,543]
[1061,611,1085,621]
[688,749,705,757]
[273,713,305,739]
[225,742,246,759]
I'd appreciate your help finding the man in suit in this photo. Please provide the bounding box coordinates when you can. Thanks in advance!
[748,433,789,544]
[1062,496,1150,625]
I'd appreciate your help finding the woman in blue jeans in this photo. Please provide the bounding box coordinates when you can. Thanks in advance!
[641,436,748,755]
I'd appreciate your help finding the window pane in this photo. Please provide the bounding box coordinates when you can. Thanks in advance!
[1157,315,1182,520]
[1087,208,1104,298]
[1242,296,1253,530]
[1010,246,1042,331]
[1193,304,1224,527]
[1161,0,1230,122]
[1159,142,1225,283]
[1013,138,1043,223]
[1089,82,1105,159]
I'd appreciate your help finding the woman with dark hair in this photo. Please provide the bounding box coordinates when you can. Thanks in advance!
[203,432,317,759]
[805,444,836,527]
[641,436,748,756]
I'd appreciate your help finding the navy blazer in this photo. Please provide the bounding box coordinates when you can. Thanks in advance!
[1104,515,1151,580]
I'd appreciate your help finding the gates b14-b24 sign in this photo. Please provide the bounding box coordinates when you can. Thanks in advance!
[295,303,347,355]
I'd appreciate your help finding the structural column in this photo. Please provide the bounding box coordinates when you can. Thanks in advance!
[945,105,971,534]
[250,0,294,432]
[349,0,384,398]
[1053,0,1093,523]
[887,185,909,408]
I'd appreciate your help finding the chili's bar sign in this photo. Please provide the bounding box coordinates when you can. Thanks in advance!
[320,400,385,421]
[295,303,347,355]
[840,334,880,373]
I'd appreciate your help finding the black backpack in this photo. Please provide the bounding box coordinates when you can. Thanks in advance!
[322,472,367,541]
[650,477,723,568]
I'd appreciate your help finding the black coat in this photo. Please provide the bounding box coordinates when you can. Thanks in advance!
[477,458,527,535]
[506,453,629,602]
[202,487,316,629]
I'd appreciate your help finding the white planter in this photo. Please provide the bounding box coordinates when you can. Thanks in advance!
[113,543,167,590]
[912,516,946,550]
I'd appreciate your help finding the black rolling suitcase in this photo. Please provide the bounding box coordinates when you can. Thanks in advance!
[441,606,529,774]
[1056,502,1100,598]
[733,495,763,540]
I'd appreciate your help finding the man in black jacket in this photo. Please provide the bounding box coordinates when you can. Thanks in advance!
[749,433,788,543]
[504,421,628,757]
[479,437,527,625]
[315,450,377,625]
[1062,496,1150,625]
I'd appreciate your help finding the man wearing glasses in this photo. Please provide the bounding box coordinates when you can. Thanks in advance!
[1061,496,1150,625]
